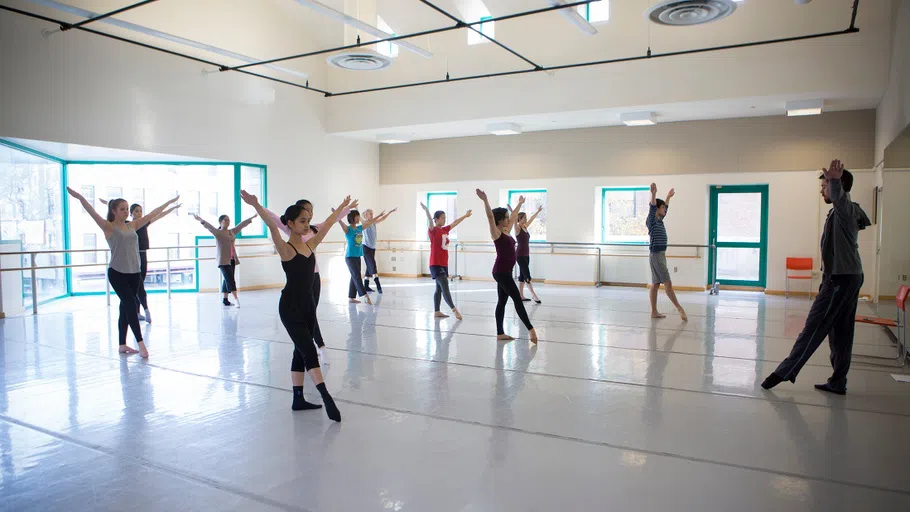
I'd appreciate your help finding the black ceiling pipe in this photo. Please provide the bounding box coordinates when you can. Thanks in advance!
[59,0,161,31]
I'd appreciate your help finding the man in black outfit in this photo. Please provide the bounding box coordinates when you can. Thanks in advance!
[762,159,871,395]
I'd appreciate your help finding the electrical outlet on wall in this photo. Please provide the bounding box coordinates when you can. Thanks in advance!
[673,266,678,273]
[902,274,908,282]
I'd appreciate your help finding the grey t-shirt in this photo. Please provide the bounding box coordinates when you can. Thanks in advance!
[363,224,377,249]
[107,225,141,274]
[820,178,871,275]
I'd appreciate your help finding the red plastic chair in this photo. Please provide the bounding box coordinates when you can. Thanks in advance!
[785,257,813,298]
[855,285,909,367]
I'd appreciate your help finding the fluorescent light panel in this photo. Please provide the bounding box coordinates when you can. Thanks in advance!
[27,0,310,78]
[620,112,656,126]
[377,134,410,144]
[786,99,824,116]
[487,122,522,135]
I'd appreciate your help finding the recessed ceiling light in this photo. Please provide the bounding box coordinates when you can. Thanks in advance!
[786,99,824,116]
[488,122,522,136]
[377,134,410,144]
[620,112,656,126]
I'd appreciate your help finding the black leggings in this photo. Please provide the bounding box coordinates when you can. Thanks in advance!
[108,268,143,345]
[492,271,533,335]
[134,251,149,310]
[280,296,320,373]
[346,257,367,298]
[432,267,455,311]
[363,246,378,277]
[219,260,237,293]
[312,273,324,348]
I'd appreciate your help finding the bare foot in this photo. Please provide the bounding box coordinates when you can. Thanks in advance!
[138,342,149,359]
[679,309,688,322]
[366,296,373,305]
[497,334,515,341]
[118,345,139,355]
[651,312,666,319]
[453,309,463,321]
[529,328,539,344]
[349,299,361,304]
[434,311,450,318]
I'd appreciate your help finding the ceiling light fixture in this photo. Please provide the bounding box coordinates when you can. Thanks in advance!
[487,122,522,135]
[27,0,310,78]
[547,0,597,35]
[620,112,657,126]
[292,0,433,59]
[377,134,411,144]
[786,99,823,116]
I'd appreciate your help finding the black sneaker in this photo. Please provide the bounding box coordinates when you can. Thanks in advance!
[223,299,233,306]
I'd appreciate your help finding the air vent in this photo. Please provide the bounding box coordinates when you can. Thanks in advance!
[646,0,737,26]
[326,50,392,71]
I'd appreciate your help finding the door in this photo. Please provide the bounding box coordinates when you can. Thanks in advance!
[708,184,769,288]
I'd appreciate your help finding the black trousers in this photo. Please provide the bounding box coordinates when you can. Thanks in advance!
[492,271,533,335]
[312,273,324,348]
[363,246,378,277]
[135,251,148,310]
[772,273,864,391]
[219,259,237,293]
[280,295,320,373]
[431,266,455,311]
[346,257,367,298]
[108,268,143,345]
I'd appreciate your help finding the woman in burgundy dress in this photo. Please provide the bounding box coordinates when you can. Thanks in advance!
[476,189,538,343]
[511,204,543,304]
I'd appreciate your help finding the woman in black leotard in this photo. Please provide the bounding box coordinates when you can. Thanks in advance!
[240,189,350,422]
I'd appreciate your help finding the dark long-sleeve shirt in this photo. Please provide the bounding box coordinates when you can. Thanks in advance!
[820,178,871,275]
[646,203,668,253]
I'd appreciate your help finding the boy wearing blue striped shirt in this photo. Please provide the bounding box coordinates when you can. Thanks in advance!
[647,183,687,322]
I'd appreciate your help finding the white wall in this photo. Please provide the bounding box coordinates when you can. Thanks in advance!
[876,0,910,162]
[0,10,380,289]
[377,169,878,295]
[879,170,910,297]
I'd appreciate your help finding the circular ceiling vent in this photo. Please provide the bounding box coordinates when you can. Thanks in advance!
[646,0,737,26]
[326,50,392,71]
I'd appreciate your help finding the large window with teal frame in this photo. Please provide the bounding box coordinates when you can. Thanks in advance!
[0,141,66,307]
[425,192,458,240]
[507,189,547,241]
[66,162,267,295]
[601,187,650,244]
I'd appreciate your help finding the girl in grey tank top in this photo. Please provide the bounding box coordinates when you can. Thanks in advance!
[66,187,180,358]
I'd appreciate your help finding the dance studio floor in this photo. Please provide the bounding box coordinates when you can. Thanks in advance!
[1,278,909,511]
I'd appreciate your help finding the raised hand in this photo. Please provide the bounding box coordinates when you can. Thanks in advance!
[337,195,352,211]
[476,189,488,201]
[66,186,84,201]
[650,183,657,194]
[99,198,108,205]
[192,213,203,222]
[667,188,676,199]
[419,202,429,211]
[517,195,526,205]
[390,207,398,214]
[464,209,473,217]
[823,159,844,180]
[239,189,259,206]
[536,205,543,213]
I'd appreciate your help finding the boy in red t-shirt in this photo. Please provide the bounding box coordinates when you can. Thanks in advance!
[421,202,472,319]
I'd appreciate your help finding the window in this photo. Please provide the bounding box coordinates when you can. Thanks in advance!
[508,189,547,241]
[239,165,266,236]
[83,233,97,264]
[186,190,201,216]
[130,188,144,209]
[81,185,95,204]
[0,141,66,306]
[577,0,609,24]
[106,186,123,199]
[468,16,494,45]
[376,16,399,58]
[601,187,651,244]
[425,192,458,239]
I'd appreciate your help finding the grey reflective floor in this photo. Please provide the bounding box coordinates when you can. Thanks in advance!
[2,279,909,511]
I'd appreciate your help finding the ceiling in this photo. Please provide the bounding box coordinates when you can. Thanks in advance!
[3,0,896,142]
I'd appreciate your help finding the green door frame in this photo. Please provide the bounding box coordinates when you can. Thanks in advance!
[707,184,769,288]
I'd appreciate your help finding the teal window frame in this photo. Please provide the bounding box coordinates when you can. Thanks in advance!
[507,188,547,242]
[0,139,69,307]
[600,186,650,245]
[707,184,770,288]
[578,0,609,24]
[469,16,494,44]
[425,191,458,240]
[1,138,268,298]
